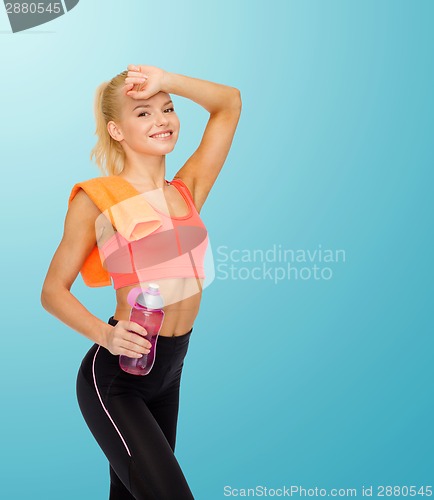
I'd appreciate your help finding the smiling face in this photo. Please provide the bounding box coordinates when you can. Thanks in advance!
[107,90,180,157]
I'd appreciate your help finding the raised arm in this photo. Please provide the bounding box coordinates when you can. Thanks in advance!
[124,65,242,212]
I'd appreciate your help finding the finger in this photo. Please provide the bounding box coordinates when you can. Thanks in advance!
[126,89,153,99]
[128,82,146,93]
[126,90,144,98]
[133,81,147,91]
[122,347,144,358]
[128,331,152,350]
[124,337,151,354]
[116,332,150,353]
[127,64,141,71]
[123,83,135,95]
[116,323,152,350]
[127,71,148,79]
[126,321,148,338]
[125,75,148,83]
[128,336,152,352]
[125,73,147,81]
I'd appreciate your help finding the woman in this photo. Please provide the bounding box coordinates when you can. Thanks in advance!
[41,64,241,499]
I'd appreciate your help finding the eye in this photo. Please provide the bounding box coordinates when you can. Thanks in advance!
[138,111,150,117]
[164,107,175,113]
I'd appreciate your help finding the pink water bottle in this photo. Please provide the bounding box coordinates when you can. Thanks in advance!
[119,283,165,376]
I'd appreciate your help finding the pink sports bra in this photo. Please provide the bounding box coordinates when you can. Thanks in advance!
[99,178,208,290]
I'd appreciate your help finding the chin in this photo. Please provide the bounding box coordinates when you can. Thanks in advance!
[133,141,177,156]
[153,140,178,154]
[144,145,177,156]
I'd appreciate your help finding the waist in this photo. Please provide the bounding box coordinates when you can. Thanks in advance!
[108,314,194,341]
[108,315,193,343]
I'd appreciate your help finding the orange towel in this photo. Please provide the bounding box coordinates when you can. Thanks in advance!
[68,176,162,287]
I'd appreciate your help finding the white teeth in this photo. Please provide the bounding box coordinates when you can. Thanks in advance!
[152,132,171,138]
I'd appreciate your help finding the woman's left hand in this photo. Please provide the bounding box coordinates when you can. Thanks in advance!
[124,64,168,100]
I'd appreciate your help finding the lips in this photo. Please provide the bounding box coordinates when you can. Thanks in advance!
[150,130,173,139]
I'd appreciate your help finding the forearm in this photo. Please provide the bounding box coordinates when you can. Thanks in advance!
[41,287,112,348]
[161,72,241,115]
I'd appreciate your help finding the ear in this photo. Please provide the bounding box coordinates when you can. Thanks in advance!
[107,121,124,142]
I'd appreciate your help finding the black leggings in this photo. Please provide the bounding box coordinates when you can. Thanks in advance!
[76,316,195,499]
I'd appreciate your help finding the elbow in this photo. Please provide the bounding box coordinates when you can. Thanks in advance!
[40,286,52,312]
[40,282,67,312]
[210,88,242,117]
[230,87,242,113]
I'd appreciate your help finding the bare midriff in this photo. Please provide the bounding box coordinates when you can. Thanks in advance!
[113,277,204,337]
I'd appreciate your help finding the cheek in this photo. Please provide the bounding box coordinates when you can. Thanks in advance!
[122,122,150,144]
[130,119,152,135]
[172,115,180,129]
[139,120,153,132]
[121,117,137,135]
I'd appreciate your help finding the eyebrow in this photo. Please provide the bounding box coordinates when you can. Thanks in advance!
[133,100,173,111]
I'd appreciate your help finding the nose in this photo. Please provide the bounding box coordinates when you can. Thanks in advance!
[155,111,169,127]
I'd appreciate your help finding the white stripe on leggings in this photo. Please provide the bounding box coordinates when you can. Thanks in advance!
[92,346,132,457]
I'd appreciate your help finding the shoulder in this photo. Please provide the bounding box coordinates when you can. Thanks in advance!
[68,176,109,218]
[69,176,108,201]
[68,175,119,205]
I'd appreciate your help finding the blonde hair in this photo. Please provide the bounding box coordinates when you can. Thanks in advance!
[90,70,128,176]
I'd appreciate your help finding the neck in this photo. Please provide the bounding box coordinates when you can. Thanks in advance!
[120,153,167,189]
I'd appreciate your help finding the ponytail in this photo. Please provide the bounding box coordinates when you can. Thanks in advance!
[90,70,128,176]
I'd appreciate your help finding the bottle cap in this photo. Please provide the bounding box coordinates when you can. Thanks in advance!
[146,283,160,295]
[135,283,164,310]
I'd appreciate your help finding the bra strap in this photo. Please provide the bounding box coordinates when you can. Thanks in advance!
[171,177,195,205]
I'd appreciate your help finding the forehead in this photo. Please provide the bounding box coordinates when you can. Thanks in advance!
[123,91,172,112]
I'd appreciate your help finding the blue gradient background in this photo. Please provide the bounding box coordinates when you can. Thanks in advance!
[0,1,433,498]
